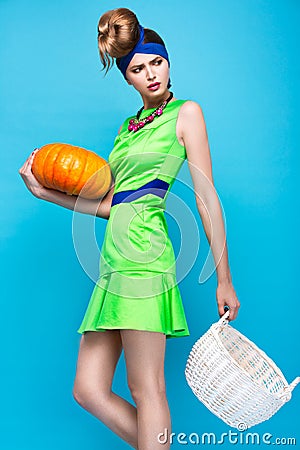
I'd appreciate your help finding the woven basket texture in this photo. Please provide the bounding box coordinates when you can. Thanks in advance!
[185,313,299,429]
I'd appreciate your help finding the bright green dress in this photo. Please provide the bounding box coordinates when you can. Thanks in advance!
[77,99,190,338]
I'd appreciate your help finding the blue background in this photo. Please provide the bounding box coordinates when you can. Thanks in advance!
[1,0,299,448]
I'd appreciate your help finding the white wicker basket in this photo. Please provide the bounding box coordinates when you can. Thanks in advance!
[185,311,300,429]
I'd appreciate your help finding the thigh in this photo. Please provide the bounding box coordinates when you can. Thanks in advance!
[120,330,167,394]
[74,330,123,393]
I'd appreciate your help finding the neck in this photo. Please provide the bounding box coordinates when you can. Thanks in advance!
[141,90,172,110]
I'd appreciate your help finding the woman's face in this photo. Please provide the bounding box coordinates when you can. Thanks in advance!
[125,53,170,103]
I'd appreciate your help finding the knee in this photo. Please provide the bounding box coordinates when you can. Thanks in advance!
[128,377,167,406]
[72,381,108,409]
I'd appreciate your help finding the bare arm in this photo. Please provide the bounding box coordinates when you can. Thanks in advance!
[19,150,114,220]
[180,101,240,321]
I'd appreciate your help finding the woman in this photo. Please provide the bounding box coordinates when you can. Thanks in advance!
[19,7,240,450]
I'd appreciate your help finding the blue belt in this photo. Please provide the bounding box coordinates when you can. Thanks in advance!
[111,178,170,207]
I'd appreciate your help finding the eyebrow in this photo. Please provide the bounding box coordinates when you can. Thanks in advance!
[130,57,161,69]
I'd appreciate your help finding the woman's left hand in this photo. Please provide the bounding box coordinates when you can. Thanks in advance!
[216,281,240,321]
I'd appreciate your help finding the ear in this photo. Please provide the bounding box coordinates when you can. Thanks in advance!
[126,78,132,86]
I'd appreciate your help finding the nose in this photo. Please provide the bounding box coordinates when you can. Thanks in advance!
[146,65,156,80]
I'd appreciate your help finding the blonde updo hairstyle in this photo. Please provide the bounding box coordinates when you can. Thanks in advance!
[97,8,171,87]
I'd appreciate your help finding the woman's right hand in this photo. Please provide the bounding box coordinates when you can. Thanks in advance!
[19,149,50,199]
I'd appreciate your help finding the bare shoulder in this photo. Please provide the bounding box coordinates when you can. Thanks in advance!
[180,100,203,112]
[177,100,206,145]
[178,100,205,124]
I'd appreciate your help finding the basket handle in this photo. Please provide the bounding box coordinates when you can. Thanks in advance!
[290,376,300,392]
[210,310,230,349]
[216,309,230,327]
[279,376,300,401]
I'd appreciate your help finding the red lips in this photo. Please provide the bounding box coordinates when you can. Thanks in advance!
[147,82,160,88]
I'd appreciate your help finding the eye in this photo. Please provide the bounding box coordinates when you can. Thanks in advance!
[132,67,142,73]
[131,59,163,74]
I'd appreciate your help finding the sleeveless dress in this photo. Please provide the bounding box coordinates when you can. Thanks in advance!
[77,99,190,339]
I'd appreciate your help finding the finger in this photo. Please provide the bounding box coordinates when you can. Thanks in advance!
[21,159,31,174]
[229,304,239,321]
[224,304,230,319]
[19,151,35,173]
[27,154,35,170]
[19,154,32,172]
[19,164,25,174]
[218,303,226,317]
[224,306,233,320]
[234,303,240,320]
[24,151,37,172]
[229,308,236,321]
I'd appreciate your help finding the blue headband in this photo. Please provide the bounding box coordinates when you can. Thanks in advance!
[116,24,170,80]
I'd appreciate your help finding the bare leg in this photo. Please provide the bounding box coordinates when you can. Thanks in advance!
[120,330,171,450]
[73,330,138,448]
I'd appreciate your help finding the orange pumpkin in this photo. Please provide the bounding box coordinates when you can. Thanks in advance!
[32,143,112,199]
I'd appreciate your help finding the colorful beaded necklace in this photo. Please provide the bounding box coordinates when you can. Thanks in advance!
[128,91,174,133]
